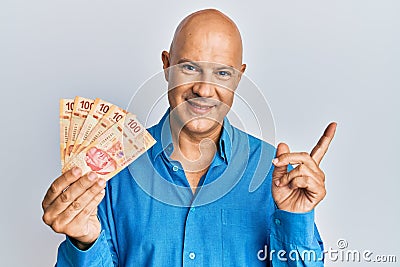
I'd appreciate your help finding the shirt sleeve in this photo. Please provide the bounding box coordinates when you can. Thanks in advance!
[55,183,118,267]
[56,231,114,266]
[269,209,324,266]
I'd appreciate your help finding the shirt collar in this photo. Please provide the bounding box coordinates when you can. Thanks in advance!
[149,109,233,164]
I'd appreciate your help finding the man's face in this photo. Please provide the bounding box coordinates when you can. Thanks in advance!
[163,18,246,136]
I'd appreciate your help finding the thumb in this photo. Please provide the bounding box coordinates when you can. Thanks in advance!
[272,143,290,182]
[276,142,290,158]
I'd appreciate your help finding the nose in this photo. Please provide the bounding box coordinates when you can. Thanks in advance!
[192,81,215,98]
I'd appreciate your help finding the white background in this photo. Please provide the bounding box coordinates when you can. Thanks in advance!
[1,1,399,266]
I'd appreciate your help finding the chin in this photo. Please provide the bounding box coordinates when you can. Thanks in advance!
[183,118,222,135]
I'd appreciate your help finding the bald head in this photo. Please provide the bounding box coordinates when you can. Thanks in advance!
[161,9,246,140]
[164,9,245,70]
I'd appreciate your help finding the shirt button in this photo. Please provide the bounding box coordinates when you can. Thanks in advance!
[189,252,196,260]
[274,218,281,225]
[172,165,179,172]
[190,207,196,212]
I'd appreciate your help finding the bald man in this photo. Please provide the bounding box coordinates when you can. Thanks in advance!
[43,9,336,266]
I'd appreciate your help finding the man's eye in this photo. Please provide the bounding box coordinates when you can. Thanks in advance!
[217,70,232,77]
[182,64,197,72]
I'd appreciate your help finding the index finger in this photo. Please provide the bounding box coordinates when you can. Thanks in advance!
[310,122,337,165]
[42,167,82,211]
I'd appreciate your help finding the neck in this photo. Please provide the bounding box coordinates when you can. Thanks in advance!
[169,115,222,171]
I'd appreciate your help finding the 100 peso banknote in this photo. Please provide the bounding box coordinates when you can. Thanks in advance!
[59,99,74,169]
[65,97,95,164]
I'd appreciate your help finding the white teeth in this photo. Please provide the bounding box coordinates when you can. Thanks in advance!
[189,101,212,110]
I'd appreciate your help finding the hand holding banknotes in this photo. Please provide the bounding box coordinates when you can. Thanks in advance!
[42,168,105,249]
[42,96,156,249]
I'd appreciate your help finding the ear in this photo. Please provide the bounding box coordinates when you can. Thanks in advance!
[161,51,170,81]
[240,63,247,74]
[236,63,247,84]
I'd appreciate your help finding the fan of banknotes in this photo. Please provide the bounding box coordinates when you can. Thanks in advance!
[59,96,156,180]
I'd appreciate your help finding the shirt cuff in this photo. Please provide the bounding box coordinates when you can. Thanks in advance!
[60,230,110,266]
[271,209,315,246]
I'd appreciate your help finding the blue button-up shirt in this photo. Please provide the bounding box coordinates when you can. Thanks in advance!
[56,110,324,266]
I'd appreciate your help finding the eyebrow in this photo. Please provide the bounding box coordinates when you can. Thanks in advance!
[176,58,201,68]
[177,58,236,72]
[215,65,235,73]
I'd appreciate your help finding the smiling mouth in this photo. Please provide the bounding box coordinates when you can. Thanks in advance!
[186,99,217,114]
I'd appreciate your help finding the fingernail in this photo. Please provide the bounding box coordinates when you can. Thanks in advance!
[98,179,106,186]
[100,189,105,194]
[272,158,278,165]
[72,167,81,177]
[275,180,280,186]
[88,172,97,181]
